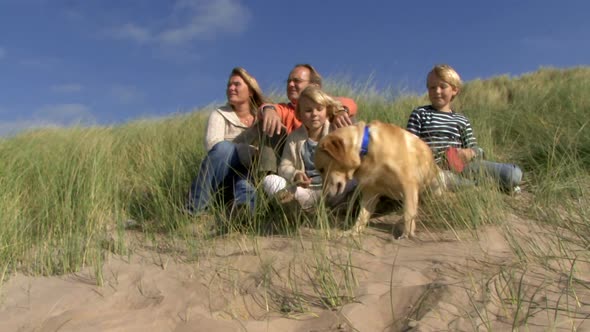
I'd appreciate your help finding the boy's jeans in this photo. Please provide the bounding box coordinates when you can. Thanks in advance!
[444,160,522,192]
[188,141,256,212]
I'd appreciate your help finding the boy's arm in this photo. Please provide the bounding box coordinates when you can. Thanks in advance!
[405,109,422,137]
[460,120,484,160]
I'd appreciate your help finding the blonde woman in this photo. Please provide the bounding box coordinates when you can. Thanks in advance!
[188,67,270,213]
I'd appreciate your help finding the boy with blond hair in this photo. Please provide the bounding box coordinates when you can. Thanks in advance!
[406,64,522,192]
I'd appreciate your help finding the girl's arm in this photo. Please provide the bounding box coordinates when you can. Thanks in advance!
[277,136,300,183]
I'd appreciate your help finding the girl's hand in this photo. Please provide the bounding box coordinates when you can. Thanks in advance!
[293,172,312,188]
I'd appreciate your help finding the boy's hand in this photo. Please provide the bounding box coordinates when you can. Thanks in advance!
[457,148,476,162]
[445,148,476,173]
[445,147,465,173]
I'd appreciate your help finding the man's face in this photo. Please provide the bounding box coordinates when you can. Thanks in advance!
[286,66,311,103]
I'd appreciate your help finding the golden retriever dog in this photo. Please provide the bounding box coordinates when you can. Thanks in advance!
[315,121,443,239]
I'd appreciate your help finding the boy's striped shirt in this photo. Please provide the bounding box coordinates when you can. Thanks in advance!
[406,105,480,164]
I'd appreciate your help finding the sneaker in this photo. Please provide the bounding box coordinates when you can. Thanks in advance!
[512,186,522,195]
[276,189,296,204]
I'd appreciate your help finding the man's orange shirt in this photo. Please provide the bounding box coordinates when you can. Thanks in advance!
[273,97,358,134]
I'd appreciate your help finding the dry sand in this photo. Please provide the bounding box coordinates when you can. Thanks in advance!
[1,213,589,332]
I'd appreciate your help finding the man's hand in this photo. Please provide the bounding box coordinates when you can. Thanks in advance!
[293,172,311,188]
[332,111,353,128]
[260,105,283,137]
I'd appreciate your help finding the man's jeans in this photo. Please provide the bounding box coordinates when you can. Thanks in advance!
[188,141,256,212]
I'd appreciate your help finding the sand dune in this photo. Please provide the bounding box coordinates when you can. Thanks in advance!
[1,215,588,332]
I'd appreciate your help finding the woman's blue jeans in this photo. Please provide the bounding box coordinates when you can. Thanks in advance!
[188,141,256,212]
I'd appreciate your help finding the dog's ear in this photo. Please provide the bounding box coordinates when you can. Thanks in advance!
[318,135,347,164]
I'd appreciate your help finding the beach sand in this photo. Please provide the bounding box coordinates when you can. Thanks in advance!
[1,212,589,332]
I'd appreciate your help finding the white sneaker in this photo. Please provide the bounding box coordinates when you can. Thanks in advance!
[512,186,522,195]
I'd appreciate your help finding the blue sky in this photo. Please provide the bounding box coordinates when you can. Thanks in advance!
[0,0,588,135]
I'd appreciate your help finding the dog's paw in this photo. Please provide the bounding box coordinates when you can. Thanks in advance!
[395,232,415,240]
[395,233,408,240]
[342,229,359,237]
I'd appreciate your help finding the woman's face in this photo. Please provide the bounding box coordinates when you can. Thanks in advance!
[226,75,252,107]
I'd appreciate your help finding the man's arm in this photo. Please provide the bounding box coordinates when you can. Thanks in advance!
[259,103,288,137]
[332,97,357,128]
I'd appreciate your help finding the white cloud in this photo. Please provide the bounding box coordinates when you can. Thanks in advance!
[111,23,152,44]
[0,104,95,137]
[110,85,144,104]
[34,103,96,126]
[109,0,250,47]
[51,83,83,93]
[18,57,58,69]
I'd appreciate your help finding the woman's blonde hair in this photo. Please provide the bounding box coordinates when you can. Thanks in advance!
[428,64,463,99]
[295,85,342,121]
[228,67,270,110]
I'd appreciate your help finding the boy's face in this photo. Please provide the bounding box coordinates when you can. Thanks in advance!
[297,97,327,132]
[427,72,458,112]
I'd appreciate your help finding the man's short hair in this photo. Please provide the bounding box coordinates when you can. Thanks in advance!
[293,63,322,87]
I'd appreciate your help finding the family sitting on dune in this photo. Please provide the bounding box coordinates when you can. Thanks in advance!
[186,63,523,235]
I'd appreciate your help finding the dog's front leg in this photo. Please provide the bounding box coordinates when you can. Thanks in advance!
[400,185,419,239]
[346,193,378,235]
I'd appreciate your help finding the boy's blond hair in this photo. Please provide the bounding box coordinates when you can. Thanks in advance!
[428,64,463,100]
[295,86,341,121]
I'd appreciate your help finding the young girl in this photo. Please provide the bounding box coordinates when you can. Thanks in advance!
[406,64,522,192]
[262,86,355,210]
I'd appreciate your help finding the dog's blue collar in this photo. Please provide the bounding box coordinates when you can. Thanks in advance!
[360,125,370,157]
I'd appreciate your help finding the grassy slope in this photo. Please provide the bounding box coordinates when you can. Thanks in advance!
[0,66,587,281]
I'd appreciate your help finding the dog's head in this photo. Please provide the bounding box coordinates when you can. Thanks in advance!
[315,124,363,196]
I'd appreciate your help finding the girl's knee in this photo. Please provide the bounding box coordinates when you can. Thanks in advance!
[262,174,287,195]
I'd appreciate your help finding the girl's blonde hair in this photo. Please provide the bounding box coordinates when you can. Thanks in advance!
[428,64,463,99]
[228,67,271,110]
[295,86,342,121]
